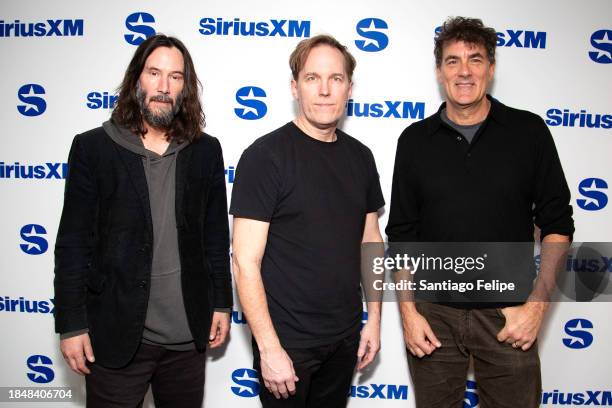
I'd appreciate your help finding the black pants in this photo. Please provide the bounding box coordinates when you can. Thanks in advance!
[253,333,359,408]
[85,343,205,408]
[408,303,541,408]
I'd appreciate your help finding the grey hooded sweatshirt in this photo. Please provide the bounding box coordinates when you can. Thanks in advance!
[103,120,194,350]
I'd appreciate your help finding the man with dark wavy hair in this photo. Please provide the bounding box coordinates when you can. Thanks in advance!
[54,34,232,407]
[386,17,573,407]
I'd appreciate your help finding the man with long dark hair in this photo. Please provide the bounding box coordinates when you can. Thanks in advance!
[54,34,232,407]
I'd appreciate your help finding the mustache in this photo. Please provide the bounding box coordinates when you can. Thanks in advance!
[148,94,174,104]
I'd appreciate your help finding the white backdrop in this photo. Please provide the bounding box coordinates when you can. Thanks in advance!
[1,0,611,406]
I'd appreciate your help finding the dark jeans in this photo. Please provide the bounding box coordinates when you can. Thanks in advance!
[408,302,541,408]
[85,343,205,408]
[253,333,359,408]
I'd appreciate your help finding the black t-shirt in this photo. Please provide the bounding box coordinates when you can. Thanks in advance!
[230,122,385,348]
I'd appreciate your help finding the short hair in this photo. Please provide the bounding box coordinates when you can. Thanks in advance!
[434,17,498,67]
[289,34,357,81]
[112,34,205,143]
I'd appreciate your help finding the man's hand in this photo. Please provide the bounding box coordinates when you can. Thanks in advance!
[497,302,548,351]
[208,311,231,348]
[357,319,380,370]
[60,333,95,375]
[401,308,441,358]
[259,346,299,399]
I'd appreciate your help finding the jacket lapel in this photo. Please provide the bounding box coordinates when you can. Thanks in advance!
[175,145,194,229]
[114,145,153,236]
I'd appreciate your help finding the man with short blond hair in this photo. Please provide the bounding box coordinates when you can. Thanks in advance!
[231,34,384,407]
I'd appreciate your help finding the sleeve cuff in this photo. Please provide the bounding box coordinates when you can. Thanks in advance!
[59,328,89,340]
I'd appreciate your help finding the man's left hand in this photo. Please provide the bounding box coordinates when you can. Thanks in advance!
[496,302,548,351]
[209,311,231,348]
[357,320,381,370]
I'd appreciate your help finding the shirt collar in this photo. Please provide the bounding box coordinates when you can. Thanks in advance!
[427,94,508,135]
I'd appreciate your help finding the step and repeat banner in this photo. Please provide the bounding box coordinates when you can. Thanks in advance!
[1,0,610,406]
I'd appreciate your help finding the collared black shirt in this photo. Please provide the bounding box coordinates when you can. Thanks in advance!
[386,96,574,243]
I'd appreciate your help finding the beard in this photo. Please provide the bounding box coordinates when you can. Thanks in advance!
[136,82,184,129]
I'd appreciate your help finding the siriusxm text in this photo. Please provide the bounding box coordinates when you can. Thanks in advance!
[87,92,117,109]
[0,296,54,314]
[496,30,546,48]
[434,27,546,49]
[0,19,83,37]
[349,384,408,400]
[0,162,67,179]
[534,254,612,273]
[346,100,425,119]
[542,390,612,405]
[546,109,611,129]
[199,18,310,38]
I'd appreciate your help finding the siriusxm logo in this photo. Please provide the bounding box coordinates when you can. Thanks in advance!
[589,29,612,64]
[17,84,46,117]
[27,355,54,384]
[199,18,310,38]
[355,18,388,52]
[0,296,54,314]
[434,27,546,49]
[235,86,267,120]
[464,380,479,408]
[124,12,155,45]
[225,166,236,184]
[542,389,612,405]
[346,99,425,119]
[576,178,608,211]
[20,224,48,255]
[0,161,67,180]
[546,108,611,129]
[87,91,117,109]
[0,19,83,38]
[349,383,408,400]
[231,309,246,324]
[563,318,594,349]
[231,368,260,397]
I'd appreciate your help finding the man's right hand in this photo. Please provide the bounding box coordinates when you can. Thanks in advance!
[60,333,95,375]
[401,308,441,358]
[259,346,299,399]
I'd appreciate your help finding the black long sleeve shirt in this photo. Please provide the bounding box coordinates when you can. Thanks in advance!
[385,96,574,307]
[386,96,574,244]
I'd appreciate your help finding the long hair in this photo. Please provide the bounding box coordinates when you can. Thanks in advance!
[111,34,205,143]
